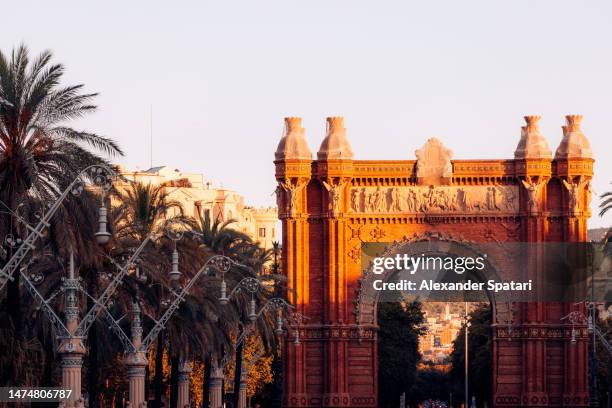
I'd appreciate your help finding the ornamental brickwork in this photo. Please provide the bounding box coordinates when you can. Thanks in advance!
[274,115,594,407]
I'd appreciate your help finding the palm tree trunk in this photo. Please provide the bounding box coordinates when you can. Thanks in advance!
[153,333,165,408]
[221,378,226,406]
[3,193,22,336]
[87,271,100,408]
[145,366,150,405]
[203,354,211,408]
[271,350,283,408]
[5,248,22,335]
[170,356,179,408]
[232,336,244,408]
[42,333,54,386]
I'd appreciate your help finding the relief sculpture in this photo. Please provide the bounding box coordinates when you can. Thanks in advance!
[349,185,519,214]
[321,179,346,216]
[562,178,590,214]
[520,178,546,215]
[278,179,307,217]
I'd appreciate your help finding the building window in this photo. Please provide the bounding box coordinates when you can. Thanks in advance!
[259,228,266,238]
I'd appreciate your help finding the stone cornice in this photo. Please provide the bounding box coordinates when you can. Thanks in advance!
[274,159,314,180]
[552,157,594,178]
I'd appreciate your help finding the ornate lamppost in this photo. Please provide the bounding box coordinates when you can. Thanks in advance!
[0,165,185,404]
[0,165,117,290]
[562,304,599,408]
[102,254,237,408]
[219,296,302,408]
[58,250,87,408]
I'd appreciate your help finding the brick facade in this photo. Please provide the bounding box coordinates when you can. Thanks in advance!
[275,116,594,407]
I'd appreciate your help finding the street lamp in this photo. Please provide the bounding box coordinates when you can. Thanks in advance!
[464,301,471,408]
[1,164,117,290]
[562,305,599,407]
[218,274,264,310]
[102,253,238,408]
[95,201,111,245]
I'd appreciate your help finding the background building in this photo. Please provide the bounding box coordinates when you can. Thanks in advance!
[116,165,278,249]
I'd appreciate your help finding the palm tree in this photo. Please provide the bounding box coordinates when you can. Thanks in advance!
[194,214,251,407]
[600,185,612,217]
[112,181,186,408]
[15,189,121,397]
[112,181,239,408]
[194,214,280,407]
[114,181,188,240]
[0,44,123,336]
[195,213,252,255]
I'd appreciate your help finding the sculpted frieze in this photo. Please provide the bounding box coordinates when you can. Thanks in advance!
[349,185,519,214]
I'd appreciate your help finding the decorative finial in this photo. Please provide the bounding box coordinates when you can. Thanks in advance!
[326,116,345,133]
[554,114,592,159]
[514,114,551,160]
[414,138,453,185]
[524,115,541,131]
[317,116,353,160]
[285,117,302,133]
[565,115,583,132]
[275,117,312,160]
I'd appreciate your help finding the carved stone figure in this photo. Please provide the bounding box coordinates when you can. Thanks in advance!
[562,180,580,214]
[372,186,385,212]
[280,180,305,217]
[390,187,402,212]
[347,185,519,214]
[366,190,374,212]
[585,182,592,211]
[521,178,545,215]
[406,189,415,212]
[486,187,501,211]
[322,180,344,215]
[562,178,589,215]
[502,186,517,211]
[456,188,470,211]
[275,186,284,214]
[414,190,423,212]
[350,189,359,212]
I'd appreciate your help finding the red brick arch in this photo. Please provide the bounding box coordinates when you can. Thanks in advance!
[275,116,593,407]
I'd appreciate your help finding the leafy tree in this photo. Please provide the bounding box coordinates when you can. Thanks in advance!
[224,336,273,399]
[407,369,452,407]
[377,301,425,408]
[450,304,492,406]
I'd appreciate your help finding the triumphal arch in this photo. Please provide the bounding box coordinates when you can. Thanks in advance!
[274,114,594,407]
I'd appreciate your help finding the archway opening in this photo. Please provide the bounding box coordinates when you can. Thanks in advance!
[362,239,510,408]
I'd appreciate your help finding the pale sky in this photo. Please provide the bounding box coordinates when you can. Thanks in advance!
[2,0,611,227]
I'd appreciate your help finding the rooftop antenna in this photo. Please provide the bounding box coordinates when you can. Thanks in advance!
[149,105,153,169]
